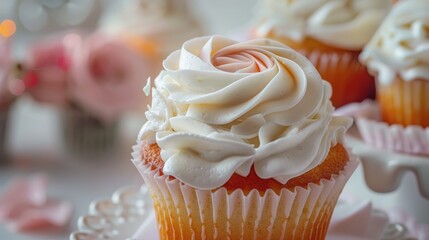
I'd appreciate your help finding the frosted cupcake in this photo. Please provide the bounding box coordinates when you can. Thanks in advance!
[253,0,391,107]
[65,34,146,156]
[132,36,358,239]
[360,0,429,127]
[100,0,203,76]
[25,33,146,157]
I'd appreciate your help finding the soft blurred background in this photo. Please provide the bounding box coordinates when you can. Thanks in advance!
[2,1,429,240]
[0,1,256,239]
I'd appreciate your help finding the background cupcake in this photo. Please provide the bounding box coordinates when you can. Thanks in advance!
[65,33,147,156]
[99,0,203,79]
[133,36,358,239]
[252,0,391,107]
[360,0,429,127]
[25,33,147,157]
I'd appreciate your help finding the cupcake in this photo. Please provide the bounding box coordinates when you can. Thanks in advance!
[64,33,147,156]
[25,33,146,157]
[360,0,429,127]
[100,0,203,75]
[252,0,391,107]
[0,36,14,161]
[132,36,358,239]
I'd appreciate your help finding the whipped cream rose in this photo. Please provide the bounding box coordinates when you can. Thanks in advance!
[139,36,352,190]
[360,0,429,85]
[255,0,391,50]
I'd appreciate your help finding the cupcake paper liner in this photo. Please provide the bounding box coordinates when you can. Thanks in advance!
[336,100,429,155]
[61,106,118,157]
[131,141,359,240]
[300,49,375,108]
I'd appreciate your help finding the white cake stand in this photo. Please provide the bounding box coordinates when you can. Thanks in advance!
[345,126,429,224]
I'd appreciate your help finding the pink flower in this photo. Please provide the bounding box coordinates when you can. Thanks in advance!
[25,38,71,105]
[0,175,72,232]
[70,34,148,123]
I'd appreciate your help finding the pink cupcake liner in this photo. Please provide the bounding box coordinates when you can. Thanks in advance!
[336,100,429,156]
[131,141,359,239]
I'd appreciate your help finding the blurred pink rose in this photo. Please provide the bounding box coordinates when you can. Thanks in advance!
[26,38,72,105]
[70,34,147,123]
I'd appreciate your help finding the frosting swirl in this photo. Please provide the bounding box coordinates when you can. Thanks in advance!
[255,0,391,50]
[360,0,429,85]
[139,36,352,190]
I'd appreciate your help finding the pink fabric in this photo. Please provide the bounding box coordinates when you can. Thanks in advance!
[26,38,72,105]
[70,34,148,123]
[0,175,72,232]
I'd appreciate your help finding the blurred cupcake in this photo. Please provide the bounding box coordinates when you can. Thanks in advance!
[0,36,15,161]
[65,33,147,156]
[360,0,429,127]
[26,33,147,156]
[99,0,203,78]
[252,0,391,107]
[133,36,358,239]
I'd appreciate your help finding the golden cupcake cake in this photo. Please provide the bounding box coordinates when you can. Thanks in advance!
[252,0,391,107]
[132,36,358,239]
[360,0,429,127]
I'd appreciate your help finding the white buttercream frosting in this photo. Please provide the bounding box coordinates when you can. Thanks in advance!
[360,0,429,85]
[139,36,352,190]
[255,0,391,50]
[100,0,202,57]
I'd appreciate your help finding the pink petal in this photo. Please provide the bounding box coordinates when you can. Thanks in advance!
[0,175,47,221]
[6,201,72,232]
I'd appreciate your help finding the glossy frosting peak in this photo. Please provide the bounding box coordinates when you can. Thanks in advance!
[360,0,429,85]
[139,36,352,190]
[255,0,391,50]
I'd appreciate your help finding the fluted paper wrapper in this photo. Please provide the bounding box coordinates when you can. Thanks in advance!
[336,100,429,155]
[61,106,118,157]
[301,49,375,108]
[132,141,359,239]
